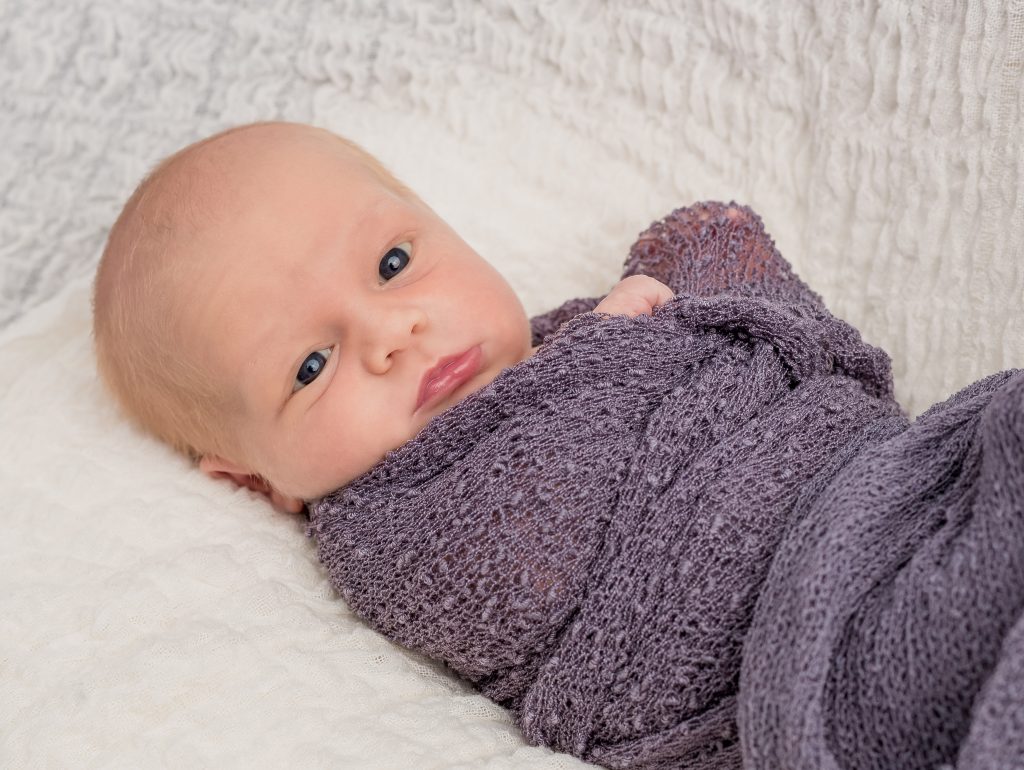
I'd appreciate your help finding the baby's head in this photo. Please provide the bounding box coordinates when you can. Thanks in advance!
[93,121,536,513]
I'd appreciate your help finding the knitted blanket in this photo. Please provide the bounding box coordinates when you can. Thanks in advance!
[739,367,1024,769]
[306,202,1023,768]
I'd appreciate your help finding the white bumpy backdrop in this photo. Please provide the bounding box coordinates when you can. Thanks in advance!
[2,1,1022,767]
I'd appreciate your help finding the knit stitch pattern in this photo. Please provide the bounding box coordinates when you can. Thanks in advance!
[739,367,1024,770]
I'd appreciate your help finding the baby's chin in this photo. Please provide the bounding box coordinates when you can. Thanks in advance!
[310,345,542,498]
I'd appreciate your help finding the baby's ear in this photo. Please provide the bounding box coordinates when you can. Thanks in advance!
[199,455,306,515]
[199,453,256,488]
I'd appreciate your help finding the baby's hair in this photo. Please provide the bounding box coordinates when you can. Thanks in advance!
[91,120,413,468]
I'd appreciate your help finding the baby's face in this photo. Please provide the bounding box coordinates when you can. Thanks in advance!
[188,126,536,507]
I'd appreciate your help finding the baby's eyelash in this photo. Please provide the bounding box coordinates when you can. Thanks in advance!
[292,346,332,393]
[380,241,413,281]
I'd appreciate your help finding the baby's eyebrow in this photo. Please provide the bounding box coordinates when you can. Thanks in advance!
[240,329,293,418]
[236,289,320,417]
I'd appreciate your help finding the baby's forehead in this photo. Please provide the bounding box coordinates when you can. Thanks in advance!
[209,125,370,179]
[153,127,403,297]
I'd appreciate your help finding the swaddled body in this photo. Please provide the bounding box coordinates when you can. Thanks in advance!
[307,202,907,768]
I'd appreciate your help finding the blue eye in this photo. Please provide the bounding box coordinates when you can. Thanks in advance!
[292,347,331,393]
[379,241,412,281]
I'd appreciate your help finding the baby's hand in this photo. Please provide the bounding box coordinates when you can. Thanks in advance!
[593,275,676,319]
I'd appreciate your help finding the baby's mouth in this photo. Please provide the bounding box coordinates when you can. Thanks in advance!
[414,345,483,414]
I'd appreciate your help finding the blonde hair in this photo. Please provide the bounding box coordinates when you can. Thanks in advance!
[91,121,413,467]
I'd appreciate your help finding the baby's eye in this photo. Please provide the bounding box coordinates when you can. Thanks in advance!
[292,347,332,393]
[379,241,412,281]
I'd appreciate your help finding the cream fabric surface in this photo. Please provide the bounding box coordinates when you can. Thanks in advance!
[2,1,1022,767]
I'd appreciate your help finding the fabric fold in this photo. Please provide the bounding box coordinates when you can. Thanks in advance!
[738,368,1024,770]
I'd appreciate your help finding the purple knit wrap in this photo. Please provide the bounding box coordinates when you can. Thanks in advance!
[306,202,1024,769]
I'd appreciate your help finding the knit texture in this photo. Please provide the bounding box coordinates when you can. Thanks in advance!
[308,202,912,767]
[739,366,1024,770]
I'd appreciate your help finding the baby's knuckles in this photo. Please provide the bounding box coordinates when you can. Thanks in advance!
[594,275,675,319]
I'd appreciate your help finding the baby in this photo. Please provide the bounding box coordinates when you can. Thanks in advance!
[91,121,674,515]
[92,125,1024,768]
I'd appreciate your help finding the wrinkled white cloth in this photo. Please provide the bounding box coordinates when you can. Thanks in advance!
[4,1,1024,767]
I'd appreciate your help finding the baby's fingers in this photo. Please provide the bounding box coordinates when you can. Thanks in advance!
[648,278,677,309]
[620,275,676,308]
[594,275,676,318]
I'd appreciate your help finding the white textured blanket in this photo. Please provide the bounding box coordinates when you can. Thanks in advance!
[3,1,1022,767]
